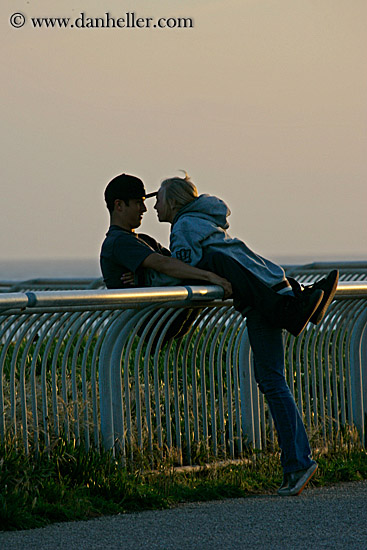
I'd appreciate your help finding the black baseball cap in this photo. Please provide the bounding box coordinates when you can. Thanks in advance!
[104,173,157,211]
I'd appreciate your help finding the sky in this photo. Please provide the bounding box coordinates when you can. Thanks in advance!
[1,0,366,276]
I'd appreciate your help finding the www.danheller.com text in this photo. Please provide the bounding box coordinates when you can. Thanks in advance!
[10,11,195,30]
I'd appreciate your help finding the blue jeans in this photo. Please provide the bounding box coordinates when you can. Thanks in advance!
[246,308,314,474]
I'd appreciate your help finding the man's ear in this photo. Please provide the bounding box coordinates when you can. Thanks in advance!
[114,199,124,211]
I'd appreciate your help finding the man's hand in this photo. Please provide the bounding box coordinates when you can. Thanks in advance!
[206,273,233,299]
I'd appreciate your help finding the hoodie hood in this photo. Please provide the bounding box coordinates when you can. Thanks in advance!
[173,194,231,230]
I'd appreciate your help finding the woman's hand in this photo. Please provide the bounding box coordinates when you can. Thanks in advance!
[120,272,135,287]
[206,273,233,299]
[142,254,232,299]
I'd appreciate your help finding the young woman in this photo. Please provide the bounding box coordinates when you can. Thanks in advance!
[153,174,338,496]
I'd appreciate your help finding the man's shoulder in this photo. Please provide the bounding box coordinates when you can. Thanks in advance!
[137,233,162,249]
[105,225,136,239]
[102,227,169,257]
[102,226,145,248]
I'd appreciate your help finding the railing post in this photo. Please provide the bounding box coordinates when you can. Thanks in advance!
[349,305,367,447]
[98,311,136,452]
[238,327,256,448]
[362,317,367,447]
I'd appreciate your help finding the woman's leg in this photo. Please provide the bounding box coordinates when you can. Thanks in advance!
[197,251,323,336]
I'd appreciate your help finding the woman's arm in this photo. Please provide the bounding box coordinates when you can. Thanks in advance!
[141,253,232,298]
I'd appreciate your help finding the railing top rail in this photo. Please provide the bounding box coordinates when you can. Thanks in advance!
[334,281,367,297]
[0,285,225,312]
[0,281,367,313]
[285,261,367,270]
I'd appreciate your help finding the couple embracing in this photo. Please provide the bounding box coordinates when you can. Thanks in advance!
[100,172,338,497]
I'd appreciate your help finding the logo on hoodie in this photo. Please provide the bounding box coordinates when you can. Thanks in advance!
[176,248,192,264]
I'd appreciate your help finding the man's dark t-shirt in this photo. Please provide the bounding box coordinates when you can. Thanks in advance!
[100,225,171,289]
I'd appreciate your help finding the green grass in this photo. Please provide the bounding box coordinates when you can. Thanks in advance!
[1,437,366,532]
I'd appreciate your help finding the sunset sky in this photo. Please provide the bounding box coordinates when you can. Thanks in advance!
[1,0,366,274]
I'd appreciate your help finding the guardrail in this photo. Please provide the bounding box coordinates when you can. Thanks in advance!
[0,278,104,293]
[0,272,366,465]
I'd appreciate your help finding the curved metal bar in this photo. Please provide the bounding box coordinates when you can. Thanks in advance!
[151,309,185,454]
[98,309,140,452]
[302,320,317,430]
[30,313,62,454]
[344,301,365,426]
[120,308,155,454]
[90,310,121,448]
[220,310,242,458]
[60,312,88,443]
[193,307,220,450]
[80,310,113,451]
[201,306,229,457]
[349,302,367,443]
[135,308,169,452]
[336,300,356,426]
[211,307,235,456]
[52,312,81,443]
[10,315,41,448]
[1,314,30,443]
[43,312,74,447]
[70,311,103,448]
[163,340,174,454]
[19,313,46,454]
[238,324,256,447]
[180,307,213,459]
[230,315,246,455]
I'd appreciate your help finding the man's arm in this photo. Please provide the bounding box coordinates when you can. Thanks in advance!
[141,253,232,298]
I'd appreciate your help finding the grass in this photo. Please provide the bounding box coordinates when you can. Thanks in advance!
[1,436,367,532]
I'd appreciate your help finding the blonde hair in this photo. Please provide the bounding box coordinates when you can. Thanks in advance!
[160,172,198,211]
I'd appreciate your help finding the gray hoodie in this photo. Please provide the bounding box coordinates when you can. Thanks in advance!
[168,194,287,289]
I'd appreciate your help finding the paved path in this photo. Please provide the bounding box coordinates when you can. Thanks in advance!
[1,481,367,549]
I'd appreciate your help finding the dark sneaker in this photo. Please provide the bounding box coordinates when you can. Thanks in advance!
[282,289,324,337]
[304,270,339,324]
[278,473,289,492]
[278,462,318,496]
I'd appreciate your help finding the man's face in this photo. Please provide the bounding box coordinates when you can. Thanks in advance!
[117,197,147,230]
[154,189,170,222]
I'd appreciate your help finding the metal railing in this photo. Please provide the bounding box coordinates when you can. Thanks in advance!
[0,264,366,465]
[0,277,104,293]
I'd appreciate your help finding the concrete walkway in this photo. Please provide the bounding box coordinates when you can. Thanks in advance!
[1,481,367,549]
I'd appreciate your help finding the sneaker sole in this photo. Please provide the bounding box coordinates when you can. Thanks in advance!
[289,463,318,496]
[310,270,339,324]
[278,463,318,497]
[289,290,324,337]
